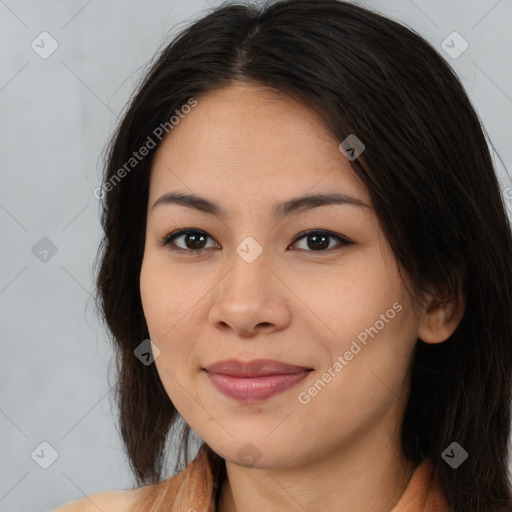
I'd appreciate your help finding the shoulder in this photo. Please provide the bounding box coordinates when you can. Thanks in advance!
[52,449,214,511]
[51,487,145,512]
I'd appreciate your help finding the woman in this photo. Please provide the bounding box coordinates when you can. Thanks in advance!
[55,0,512,511]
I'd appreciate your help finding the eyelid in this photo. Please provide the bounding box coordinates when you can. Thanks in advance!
[160,228,352,253]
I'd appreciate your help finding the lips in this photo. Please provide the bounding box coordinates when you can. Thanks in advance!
[203,358,312,377]
[202,358,313,402]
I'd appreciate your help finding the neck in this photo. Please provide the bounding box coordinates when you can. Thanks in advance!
[216,428,416,512]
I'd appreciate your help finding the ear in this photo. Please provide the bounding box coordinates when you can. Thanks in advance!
[417,285,465,344]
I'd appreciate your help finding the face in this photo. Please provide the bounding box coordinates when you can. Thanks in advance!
[139,83,422,470]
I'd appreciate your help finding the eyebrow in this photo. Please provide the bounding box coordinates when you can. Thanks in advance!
[152,191,371,220]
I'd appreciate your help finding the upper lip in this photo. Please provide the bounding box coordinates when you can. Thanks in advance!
[203,358,312,377]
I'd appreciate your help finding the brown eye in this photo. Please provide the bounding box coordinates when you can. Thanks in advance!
[161,229,220,251]
[289,230,351,252]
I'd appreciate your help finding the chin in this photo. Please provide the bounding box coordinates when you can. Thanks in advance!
[206,437,306,470]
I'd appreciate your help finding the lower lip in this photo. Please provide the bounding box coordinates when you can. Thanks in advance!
[203,370,311,402]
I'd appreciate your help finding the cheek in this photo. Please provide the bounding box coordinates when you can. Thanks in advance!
[139,257,196,411]
[139,252,208,379]
[296,305,415,438]
[139,252,197,339]
[300,250,416,402]
[139,258,168,339]
[293,251,402,346]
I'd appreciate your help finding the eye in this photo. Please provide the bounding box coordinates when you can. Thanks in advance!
[159,228,352,253]
[288,230,352,252]
[160,228,220,252]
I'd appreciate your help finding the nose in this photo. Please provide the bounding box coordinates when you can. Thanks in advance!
[207,246,292,338]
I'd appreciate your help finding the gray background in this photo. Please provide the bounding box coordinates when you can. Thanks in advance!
[1,0,511,510]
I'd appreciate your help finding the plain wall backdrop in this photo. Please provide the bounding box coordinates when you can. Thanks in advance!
[0,0,511,510]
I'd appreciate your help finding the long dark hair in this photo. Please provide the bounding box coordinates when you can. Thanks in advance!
[95,1,512,510]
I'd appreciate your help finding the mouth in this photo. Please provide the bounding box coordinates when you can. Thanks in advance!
[202,358,313,402]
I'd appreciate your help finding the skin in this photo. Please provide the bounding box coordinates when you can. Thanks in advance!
[60,82,464,512]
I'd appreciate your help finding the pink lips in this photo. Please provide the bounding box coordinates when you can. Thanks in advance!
[203,358,312,403]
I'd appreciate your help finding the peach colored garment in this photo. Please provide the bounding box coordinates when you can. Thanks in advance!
[133,447,450,511]
[391,459,450,511]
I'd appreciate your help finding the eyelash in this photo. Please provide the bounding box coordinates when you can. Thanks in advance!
[158,228,352,254]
